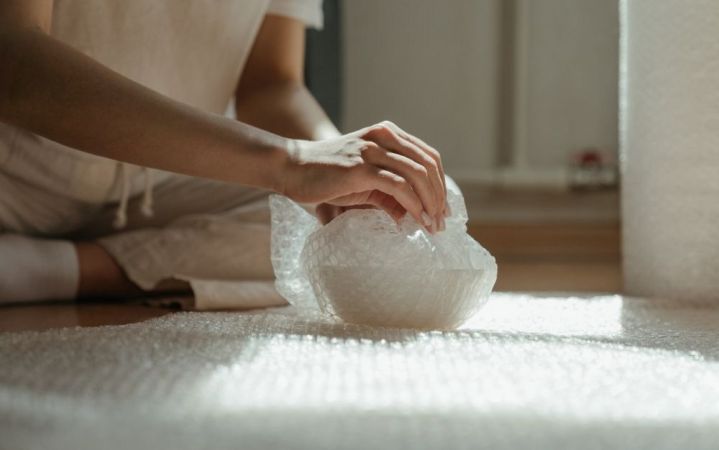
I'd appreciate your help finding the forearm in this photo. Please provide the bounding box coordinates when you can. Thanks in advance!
[0,27,288,192]
[234,82,340,141]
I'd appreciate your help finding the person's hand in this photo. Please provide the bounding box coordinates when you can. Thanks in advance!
[282,121,448,233]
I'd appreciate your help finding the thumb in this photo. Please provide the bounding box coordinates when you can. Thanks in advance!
[363,190,406,223]
[315,203,343,225]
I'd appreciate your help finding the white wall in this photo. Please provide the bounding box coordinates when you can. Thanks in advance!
[522,0,619,169]
[342,0,619,187]
[342,0,501,176]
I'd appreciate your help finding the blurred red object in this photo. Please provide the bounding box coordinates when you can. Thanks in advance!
[579,150,602,166]
[569,148,618,191]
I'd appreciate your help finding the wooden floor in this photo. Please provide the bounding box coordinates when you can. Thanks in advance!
[470,222,621,292]
[465,187,620,293]
[0,302,173,333]
[0,188,621,333]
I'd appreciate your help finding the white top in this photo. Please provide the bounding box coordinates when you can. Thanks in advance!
[50,0,322,114]
[0,0,323,203]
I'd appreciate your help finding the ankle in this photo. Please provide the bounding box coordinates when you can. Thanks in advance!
[75,242,144,299]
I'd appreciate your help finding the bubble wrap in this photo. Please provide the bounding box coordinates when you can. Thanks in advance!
[620,0,719,301]
[270,183,497,329]
[2,294,719,450]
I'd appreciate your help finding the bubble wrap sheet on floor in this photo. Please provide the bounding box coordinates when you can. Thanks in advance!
[2,294,719,450]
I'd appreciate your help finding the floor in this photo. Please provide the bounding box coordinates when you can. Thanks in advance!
[3,294,719,450]
[0,188,621,333]
[16,189,717,450]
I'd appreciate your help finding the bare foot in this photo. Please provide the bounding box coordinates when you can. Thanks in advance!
[74,242,189,300]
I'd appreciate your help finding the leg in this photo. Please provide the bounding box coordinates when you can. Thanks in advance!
[0,234,79,303]
[0,156,199,303]
[73,174,282,308]
[75,241,190,299]
[75,241,140,298]
[0,169,88,303]
[1,167,279,306]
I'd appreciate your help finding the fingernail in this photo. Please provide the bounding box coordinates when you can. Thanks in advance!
[421,211,433,228]
[445,204,452,217]
[439,216,446,231]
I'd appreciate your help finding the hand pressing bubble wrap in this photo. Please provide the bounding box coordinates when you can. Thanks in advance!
[270,182,497,329]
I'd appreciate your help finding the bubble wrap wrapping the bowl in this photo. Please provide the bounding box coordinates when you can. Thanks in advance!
[270,184,497,329]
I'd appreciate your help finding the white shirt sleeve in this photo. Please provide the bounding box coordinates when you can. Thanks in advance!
[266,0,324,30]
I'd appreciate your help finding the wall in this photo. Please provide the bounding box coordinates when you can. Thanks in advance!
[342,0,501,176]
[341,0,619,187]
[522,0,619,170]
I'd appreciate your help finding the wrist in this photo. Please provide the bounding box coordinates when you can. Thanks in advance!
[266,137,297,196]
[228,120,297,195]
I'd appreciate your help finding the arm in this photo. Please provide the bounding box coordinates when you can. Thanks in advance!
[0,0,287,191]
[235,15,446,229]
[0,1,446,231]
[234,15,339,141]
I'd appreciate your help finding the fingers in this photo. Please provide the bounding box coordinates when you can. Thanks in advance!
[317,194,404,225]
[390,137,446,229]
[353,167,430,231]
[362,147,439,230]
[315,203,343,225]
[363,123,446,230]
[364,190,406,222]
[383,121,448,217]
[402,134,448,212]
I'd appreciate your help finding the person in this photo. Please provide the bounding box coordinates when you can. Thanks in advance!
[0,0,448,306]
